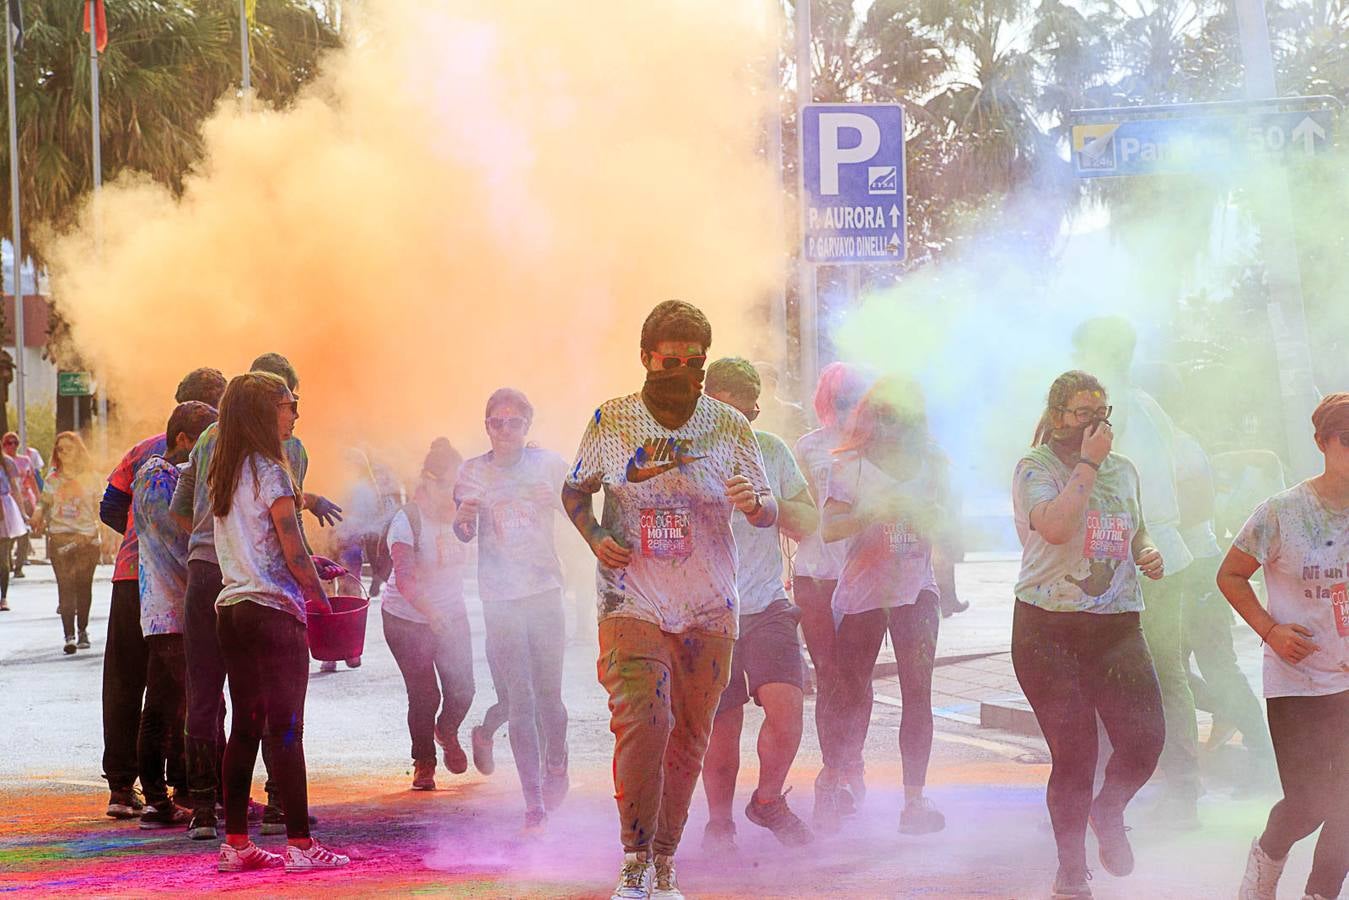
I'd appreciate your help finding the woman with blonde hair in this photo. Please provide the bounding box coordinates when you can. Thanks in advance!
[35,432,102,651]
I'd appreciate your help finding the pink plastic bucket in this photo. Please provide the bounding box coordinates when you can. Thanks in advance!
[306,573,369,662]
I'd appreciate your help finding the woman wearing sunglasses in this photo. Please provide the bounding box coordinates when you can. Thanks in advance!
[1224,392,1349,900]
[1011,370,1165,900]
[453,388,571,832]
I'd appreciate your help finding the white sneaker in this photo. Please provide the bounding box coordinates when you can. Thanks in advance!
[283,838,351,872]
[1239,837,1286,900]
[610,851,652,900]
[651,854,683,900]
[217,841,283,872]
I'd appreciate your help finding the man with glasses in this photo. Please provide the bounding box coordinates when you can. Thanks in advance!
[563,301,776,900]
[453,388,571,832]
[700,358,818,851]
[1073,317,1201,829]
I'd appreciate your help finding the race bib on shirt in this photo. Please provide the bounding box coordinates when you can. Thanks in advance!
[1332,582,1349,638]
[1084,510,1130,561]
[884,521,924,558]
[492,499,535,536]
[640,508,692,560]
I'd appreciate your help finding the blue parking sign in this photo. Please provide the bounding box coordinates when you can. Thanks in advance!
[799,104,907,264]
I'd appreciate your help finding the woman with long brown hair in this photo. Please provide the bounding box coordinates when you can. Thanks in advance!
[1011,370,1165,899]
[820,376,949,836]
[207,372,348,873]
[34,432,102,652]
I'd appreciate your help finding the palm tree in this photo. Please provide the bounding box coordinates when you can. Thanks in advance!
[0,0,339,252]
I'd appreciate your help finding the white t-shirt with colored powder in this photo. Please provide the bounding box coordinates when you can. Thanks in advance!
[827,451,940,616]
[793,427,846,581]
[215,454,306,622]
[1234,481,1349,698]
[381,506,468,624]
[733,431,807,616]
[1012,446,1146,614]
[565,393,770,638]
[455,447,568,602]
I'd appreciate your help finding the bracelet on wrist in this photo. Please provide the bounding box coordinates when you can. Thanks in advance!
[1259,621,1278,645]
[1077,456,1101,471]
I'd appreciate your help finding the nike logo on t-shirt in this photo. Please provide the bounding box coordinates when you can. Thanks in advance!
[625,439,705,483]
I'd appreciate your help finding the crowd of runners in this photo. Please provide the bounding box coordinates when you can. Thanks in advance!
[2,300,1344,900]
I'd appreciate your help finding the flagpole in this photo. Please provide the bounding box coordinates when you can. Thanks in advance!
[90,2,107,450]
[239,0,251,102]
[5,1,26,453]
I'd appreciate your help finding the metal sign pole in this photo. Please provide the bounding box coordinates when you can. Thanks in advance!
[1234,0,1321,478]
[794,0,818,396]
[6,3,25,453]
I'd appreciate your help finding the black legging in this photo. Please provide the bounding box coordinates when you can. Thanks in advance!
[0,536,13,599]
[1011,600,1165,873]
[830,590,940,787]
[50,535,100,637]
[1259,690,1349,899]
[217,601,311,839]
[382,608,475,763]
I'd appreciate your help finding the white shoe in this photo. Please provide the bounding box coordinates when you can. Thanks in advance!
[651,854,683,900]
[283,838,350,872]
[1239,837,1286,900]
[610,851,652,900]
[217,841,283,872]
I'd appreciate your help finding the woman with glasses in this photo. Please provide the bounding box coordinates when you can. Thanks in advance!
[1,432,38,579]
[1011,370,1165,899]
[821,376,951,837]
[34,432,103,650]
[381,440,475,792]
[454,388,571,832]
[1223,392,1349,900]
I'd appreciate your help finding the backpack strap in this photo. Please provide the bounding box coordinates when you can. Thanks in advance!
[404,501,422,554]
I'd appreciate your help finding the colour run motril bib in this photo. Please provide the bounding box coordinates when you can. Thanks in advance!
[884,521,924,559]
[492,499,535,537]
[1084,510,1130,561]
[640,507,692,560]
[1332,582,1349,638]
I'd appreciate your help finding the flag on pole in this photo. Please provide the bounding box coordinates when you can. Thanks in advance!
[83,1,107,53]
[7,0,22,52]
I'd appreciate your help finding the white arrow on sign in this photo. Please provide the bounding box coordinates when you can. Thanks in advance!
[1291,116,1326,155]
[889,204,902,228]
[887,232,901,252]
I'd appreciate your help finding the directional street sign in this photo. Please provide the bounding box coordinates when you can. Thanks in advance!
[57,371,93,397]
[799,104,906,264]
[1071,105,1335,178]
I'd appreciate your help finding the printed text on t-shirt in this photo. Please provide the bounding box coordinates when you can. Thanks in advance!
[1084,510,1130,561]
[640,508,692,559]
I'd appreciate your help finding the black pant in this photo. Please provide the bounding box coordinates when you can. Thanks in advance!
[795,576,862,773]
[1012,600,1165,872]
[12,531,29,573]
[1182,558,1272,758]
[829,591,940,787]
[217,601,311,839]
[0,536,13,599]
[382,609,476,762]
[1259,690,1349,898]
[138,634,188,806]
[50,534,100,638]
[101,580,148,791]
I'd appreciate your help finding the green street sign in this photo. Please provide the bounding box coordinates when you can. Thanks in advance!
[58,371,93,397]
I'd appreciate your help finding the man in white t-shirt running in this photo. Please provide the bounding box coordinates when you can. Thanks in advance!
[700,358,819,851]
[563,301,777,900]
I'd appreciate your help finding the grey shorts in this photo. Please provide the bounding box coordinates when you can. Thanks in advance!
[718,598,805,713]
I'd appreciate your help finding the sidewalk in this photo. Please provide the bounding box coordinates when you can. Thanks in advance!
[870,557,1267,747]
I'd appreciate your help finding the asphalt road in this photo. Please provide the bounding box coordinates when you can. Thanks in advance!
[0,562,1310,897]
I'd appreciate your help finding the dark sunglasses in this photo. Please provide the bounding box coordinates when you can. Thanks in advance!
[649,352,707,370]
[487,415,527,431]
[276,399,298,415]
